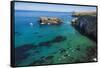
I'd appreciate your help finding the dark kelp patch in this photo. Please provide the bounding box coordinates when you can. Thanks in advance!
[15,52,30,65]
[38,35,67,47]
[51,36,67,43]
[38,41,51,47]
[15,44,37,52]
[15,43,38,65]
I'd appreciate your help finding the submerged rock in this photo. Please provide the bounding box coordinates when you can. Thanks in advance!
[30,55,54,65]
[59,48,66,53]
[39,41,51,47]
[45,55,54,60]
[15,52,30,65]
[15,44,37,64]
[15,44,37,52]
[76,47,80,51]
[51,36,67,43]
[38,36,66,47]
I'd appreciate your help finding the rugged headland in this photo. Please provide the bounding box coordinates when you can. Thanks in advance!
[71,12,97,42]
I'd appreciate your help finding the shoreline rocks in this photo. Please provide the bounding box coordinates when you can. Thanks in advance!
[71,14,97,42]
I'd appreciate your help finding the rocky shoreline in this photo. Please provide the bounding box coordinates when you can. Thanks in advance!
[71,12,97,42]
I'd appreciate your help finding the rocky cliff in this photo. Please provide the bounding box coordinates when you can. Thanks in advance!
[71,15,97,42]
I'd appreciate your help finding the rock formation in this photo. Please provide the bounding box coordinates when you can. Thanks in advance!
[71,13,97,42]
[39,16,62,25]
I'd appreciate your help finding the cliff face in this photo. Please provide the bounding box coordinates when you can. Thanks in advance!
[72,15,97,42]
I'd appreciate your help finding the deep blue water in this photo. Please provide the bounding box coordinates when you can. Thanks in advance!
[14,10,96,66]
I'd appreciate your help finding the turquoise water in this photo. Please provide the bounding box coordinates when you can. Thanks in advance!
[14,10,97,66]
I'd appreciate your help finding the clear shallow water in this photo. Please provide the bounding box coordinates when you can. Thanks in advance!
[14,10,97,66]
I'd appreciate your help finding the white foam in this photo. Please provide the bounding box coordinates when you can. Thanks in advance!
[41,23,45,24]
[29,22,33,26]
[48,23,50,25]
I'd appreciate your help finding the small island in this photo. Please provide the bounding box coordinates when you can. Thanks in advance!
[39,17,63,25]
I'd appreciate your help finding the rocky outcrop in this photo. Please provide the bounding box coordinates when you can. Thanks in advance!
[71,15,97,42]
[39,17,63,25]
[72,12,96,17]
